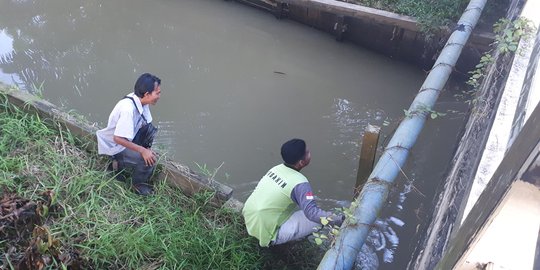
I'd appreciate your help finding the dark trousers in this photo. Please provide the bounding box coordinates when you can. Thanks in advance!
[113,148,155,185]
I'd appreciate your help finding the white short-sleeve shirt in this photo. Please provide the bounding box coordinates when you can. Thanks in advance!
[96,92,153,156]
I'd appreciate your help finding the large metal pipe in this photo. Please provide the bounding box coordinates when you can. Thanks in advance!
[317,0,487,268]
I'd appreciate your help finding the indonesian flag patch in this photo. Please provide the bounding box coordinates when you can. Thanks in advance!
[305,191,314,200]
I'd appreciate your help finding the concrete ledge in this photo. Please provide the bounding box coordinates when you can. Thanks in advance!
[283,0,417,31]
[230,0,494,71]
[223,197,244,212]
[0,86,234,205]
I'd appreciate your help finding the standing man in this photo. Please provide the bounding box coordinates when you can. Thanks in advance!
[243,138,344,247]
[97,73,161,196]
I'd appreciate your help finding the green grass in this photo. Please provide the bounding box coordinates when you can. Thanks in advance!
[340,0,508,35]
[0,92,321,269]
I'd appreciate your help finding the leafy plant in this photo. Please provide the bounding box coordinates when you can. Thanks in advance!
[312,201,358,246]
[467,54,495,88]
[493,18,534,54]
[463,17,535,104]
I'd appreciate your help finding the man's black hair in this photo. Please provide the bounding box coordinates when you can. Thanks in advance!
[134,73,161,98]
[281,138,307,165]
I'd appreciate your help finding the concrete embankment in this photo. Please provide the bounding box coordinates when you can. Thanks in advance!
[230,0,493,72]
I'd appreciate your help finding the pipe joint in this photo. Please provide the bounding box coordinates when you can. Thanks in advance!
[369,177,394,187]
[385,145,410,152]
[347,221,372,229]
[419,87,442,94]
[463,6,483,14]
[432,62,453,71]
[444,42,465,49]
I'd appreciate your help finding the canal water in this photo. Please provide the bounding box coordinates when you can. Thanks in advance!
[0,0,468,268]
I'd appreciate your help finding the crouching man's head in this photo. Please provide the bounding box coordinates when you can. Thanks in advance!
[281,138,311,171]
[134,73,161,105]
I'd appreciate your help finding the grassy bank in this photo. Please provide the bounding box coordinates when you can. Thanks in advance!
[340,0,507,34]
[0,91,320,269]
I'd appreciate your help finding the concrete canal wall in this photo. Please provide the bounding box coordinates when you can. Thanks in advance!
[410,0,540,267]
[230,0,493,72]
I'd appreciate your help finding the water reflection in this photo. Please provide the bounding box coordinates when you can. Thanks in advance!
[328,97,388,158]
[153,120,177,152]
[0,30,21,85]
[0,30,13,57]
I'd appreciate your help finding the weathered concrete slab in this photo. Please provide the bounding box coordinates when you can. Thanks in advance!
[435,101,540,269]
[452,181,540,269]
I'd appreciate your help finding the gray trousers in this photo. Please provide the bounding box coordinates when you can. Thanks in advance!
[113,148,155,185]
[272,210,321,245]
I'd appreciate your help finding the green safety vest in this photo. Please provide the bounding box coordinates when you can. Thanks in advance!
[242,164,308,247]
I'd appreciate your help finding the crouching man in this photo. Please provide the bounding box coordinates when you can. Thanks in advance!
[243,138,344,247]
[96,73,161,195]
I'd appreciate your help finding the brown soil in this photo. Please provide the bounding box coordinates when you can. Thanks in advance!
[1,191,83,270]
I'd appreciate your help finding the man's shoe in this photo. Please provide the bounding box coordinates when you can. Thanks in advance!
[132,183,153,196]
[107,160,127,182]
[107,160,119,171]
